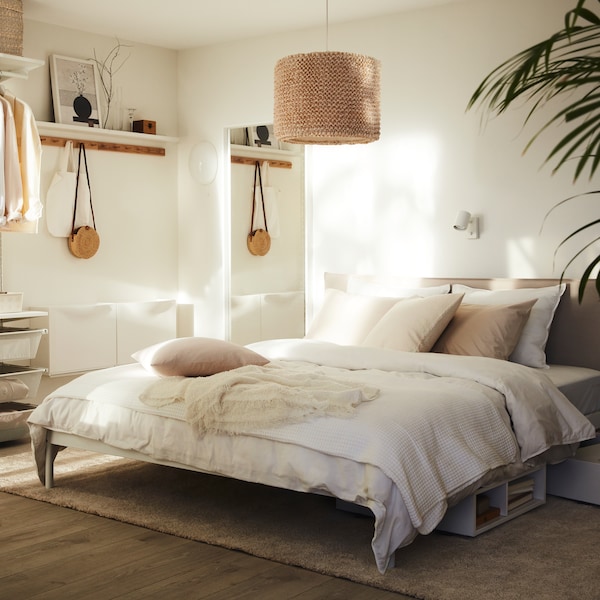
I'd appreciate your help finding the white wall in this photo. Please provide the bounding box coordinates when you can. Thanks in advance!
[4,20,180,308]
[9,0,597,339]
[177,0,597,329]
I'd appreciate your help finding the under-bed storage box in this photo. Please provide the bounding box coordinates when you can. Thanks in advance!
[547,444,600,505]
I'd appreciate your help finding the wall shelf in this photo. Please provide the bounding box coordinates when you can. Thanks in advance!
[0,53,44,82]
[37,122,178,157]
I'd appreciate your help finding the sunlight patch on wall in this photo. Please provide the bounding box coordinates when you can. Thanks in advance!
[309,133,441,277]
[507,237,537,277]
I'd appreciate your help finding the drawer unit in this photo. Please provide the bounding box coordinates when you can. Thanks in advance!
[0,309,48,441]
[31,300,177,376]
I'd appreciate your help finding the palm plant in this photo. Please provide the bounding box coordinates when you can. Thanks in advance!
[467,0,600,301]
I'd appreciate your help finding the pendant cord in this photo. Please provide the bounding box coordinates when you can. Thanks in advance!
[326,0,329,51]
[0,232,3,292]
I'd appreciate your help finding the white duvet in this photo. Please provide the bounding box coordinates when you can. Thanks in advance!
[28,339,595,573]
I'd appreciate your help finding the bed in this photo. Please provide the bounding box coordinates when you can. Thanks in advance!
[27,275,598,574]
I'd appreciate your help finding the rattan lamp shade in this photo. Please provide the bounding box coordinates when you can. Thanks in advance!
[274,51,381,145]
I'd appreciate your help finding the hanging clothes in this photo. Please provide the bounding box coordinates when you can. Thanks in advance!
[0,88,42,230]
[3,90,42,222]
[0,94,23,223]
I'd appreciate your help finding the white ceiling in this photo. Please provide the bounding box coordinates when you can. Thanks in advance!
[23,0,469,50]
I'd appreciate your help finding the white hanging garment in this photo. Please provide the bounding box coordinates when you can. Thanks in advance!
[4,91,43,222]
[0,95,23,222]
[0,98,6,226]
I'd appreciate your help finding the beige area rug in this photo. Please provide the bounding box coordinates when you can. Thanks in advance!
[1,448,599,600]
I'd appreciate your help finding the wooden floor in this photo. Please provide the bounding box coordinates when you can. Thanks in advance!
[1,439,410,599]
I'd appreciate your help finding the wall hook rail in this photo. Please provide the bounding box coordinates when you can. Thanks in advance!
[40,135,166,156]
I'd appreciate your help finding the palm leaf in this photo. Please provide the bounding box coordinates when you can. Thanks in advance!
[577,254,600,300]
[468,21,600,180]
[469,1,600,300]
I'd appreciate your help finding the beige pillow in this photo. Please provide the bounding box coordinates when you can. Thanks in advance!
[305,289,399,345]
[362,293,464,352]
[452,284,566,367]
[132,337,269,377]
[433,300,536,360]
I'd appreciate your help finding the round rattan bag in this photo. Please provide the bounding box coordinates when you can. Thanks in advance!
[247,228,271,256]
[68,225,100,259]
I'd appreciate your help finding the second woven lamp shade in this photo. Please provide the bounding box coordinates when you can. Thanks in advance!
[274,51,381,145]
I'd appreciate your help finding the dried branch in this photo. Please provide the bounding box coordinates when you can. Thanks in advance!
[90,39,132,128]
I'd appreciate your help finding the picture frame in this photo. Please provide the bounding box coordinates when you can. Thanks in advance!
[49,54,103,128]
[249,124,280,149]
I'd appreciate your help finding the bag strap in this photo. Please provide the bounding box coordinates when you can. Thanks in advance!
[59,140,74,173]
[249,160,268,233]
[71,143,96,235]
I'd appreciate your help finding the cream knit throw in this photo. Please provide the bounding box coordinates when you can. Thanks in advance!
[140,363,378,434]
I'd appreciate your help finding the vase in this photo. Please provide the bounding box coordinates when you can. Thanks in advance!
[73,94,92,123]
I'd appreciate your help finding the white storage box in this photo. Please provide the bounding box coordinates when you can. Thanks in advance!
[0,327,47,361]
[547,444,600,505]
[0,292,23,313]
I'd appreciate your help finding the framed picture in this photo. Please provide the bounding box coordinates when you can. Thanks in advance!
[50,54,102,127]
[249,124,280,149]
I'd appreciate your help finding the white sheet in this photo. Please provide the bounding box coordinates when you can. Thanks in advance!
[28,339,595,573]
[545,364,600,418]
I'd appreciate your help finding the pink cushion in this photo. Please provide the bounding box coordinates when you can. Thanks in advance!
[132,337,269,377]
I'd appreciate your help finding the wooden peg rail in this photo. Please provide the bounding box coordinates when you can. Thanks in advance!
[40,135,166,156]
[231,155,292,169]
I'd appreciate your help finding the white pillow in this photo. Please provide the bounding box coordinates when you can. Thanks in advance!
[347,277,451,298]
[362,293,464,352]
[451,284,566,368]
[305,289,398,345]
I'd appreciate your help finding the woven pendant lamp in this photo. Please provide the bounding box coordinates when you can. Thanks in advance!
[273,2,380,145]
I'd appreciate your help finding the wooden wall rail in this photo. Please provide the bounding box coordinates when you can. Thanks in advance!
[40,135,166,156]
[231,155,292,169]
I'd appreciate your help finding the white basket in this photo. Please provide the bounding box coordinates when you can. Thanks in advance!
[0,365,44,399]
[0,327,46,360]
[0,292,23,313]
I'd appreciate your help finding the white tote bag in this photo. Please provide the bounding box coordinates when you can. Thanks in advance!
[46,141,93,237]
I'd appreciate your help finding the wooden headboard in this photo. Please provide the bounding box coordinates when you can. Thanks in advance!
[324,274,600,371]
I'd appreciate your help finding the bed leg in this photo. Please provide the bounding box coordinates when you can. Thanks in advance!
[45,441,55,489]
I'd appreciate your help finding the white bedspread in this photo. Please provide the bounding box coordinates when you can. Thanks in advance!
[28,339,595,573]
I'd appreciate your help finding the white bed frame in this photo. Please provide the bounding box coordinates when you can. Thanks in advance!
[43,431,218,489]
[37,276,598,573]
[42,276,599,492]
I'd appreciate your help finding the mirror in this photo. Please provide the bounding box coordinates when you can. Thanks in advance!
[228,125,306,345]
